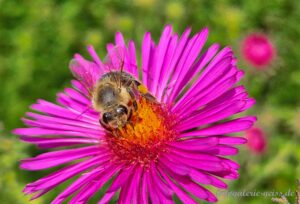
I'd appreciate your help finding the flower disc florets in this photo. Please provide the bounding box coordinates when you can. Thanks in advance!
[106,98,178,167]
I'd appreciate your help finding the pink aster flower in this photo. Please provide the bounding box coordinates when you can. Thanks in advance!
[241,33,276,68]
[14,25,256,203]
[246,127,267,154]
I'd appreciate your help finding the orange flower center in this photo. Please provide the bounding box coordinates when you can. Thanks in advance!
[105,97,178,167]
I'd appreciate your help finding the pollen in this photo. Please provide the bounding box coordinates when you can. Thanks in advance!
[105,97,178,167]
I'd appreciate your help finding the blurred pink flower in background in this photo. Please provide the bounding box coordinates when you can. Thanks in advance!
[241,33,276,68]
[246,127,267,154]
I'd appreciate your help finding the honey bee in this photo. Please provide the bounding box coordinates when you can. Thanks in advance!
[70,46,156,131]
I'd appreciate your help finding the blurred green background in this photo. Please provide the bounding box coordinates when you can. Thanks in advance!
[0,0,299,203]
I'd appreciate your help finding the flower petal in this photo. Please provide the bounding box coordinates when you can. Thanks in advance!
[69,164,121,203]
[180,116,257,137]
[167,28,209,102]
[52,164,121,204]
[20,135,99,149]
[149,25,173,95]
[20,146,106,170]
[98,165,135,204]
[24,155,109,199]
[158,166,198,204]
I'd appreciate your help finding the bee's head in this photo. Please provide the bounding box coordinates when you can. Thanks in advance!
[100,104,131,130]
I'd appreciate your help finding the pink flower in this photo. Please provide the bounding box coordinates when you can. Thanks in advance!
[241,33,275,68]
[246,127,267,154]
[14,25,256,203]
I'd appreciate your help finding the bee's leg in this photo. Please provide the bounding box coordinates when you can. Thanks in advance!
[99,119,113,132]
[142,92,157,102]
[127,87,138,111]
[133,80,157,103]
[133,100,138,111]
[127,120,135,130]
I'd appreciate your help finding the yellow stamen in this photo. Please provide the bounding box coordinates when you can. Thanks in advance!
[105,97,178,167]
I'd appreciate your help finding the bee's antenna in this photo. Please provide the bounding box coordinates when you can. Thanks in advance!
[119,58,124,91]
[114,71,122,93]
[116,46,125,91]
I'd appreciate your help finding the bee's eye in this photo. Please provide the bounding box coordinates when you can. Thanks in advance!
[102,112,113,124]
[116,105,128,115]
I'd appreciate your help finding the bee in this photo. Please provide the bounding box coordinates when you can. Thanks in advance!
[70,46,156,131]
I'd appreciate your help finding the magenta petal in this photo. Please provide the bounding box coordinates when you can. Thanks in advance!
[125,167,143,204]
[87,45,104,68]
[14,127,102,139]
[155,192,174,204]
[128,40,138,77]
[98,166,134,204]
[26,112,100,129]
[148,166,174,204]
[178,99,248,130]
[107,165,135,193]
[69,164,121,203]
[167,28,209,102]
[150,164,173,198]
[71,79,89,96]
[141,32,153,87]
[163,152,225,174]
[24,155,108,199]
[174,174,218,202]
[97,191,115,204]
[189,169,227,189]
[175,43,220,94]
[119,177,132,204]
[115,32,125,46]
[150,25,173,95]
[169,136,219,151]
[30,99,97,123]
[20,135,99,149]
[170,147,222,162]
[221,158,240,169]
[180,116,257,137]
[204,145,239,156]
[64,87,90,105]
[52,164,120,204]
[161,27,191,103]
[158,167,198,204]
[175,74,239,119]
[22,118,101,136]
[20,146,105,170]
[146,170,161,204]
[139,170,149,204]
[163,163,218,202]
[206,85,248,108]
[56,92,97,118]
[156,34,179,101]
[159,155,190,176]
[172,48,233,109]
[218,136,247,145]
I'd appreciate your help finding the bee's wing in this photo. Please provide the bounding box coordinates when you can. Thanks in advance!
[104,45,139,78]
[103,46,128,88]
[103,45,126,72]
[69,58,100,97]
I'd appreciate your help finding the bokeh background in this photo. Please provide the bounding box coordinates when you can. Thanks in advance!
[0,0,299,203]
